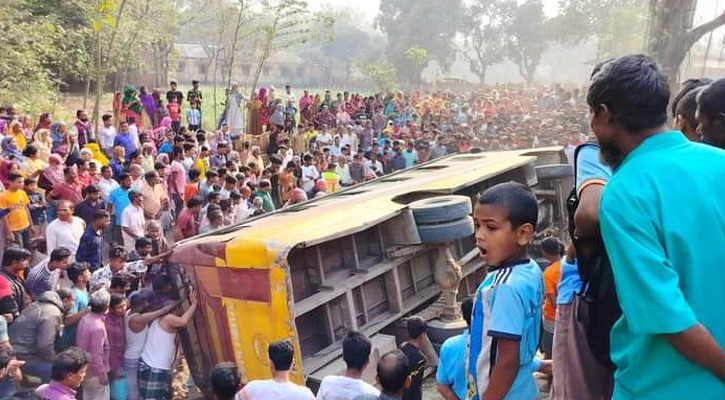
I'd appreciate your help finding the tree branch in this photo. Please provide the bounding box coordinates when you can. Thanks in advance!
[686,9,725,47]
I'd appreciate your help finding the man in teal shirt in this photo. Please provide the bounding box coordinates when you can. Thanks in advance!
[589,54,725,399]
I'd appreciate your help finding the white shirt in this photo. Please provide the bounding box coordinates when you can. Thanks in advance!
[316,375,380,400]
[121,204,146,252]
[317,132,333,146]
[340,133,358,153]
[336,164,352,185]
[98,177,120,200]
[46,217,85,257]
[301,165,319,192]
[99,126,116,151]
[238,380,314,400]
[128,124,141,149]
[235,200,251,223]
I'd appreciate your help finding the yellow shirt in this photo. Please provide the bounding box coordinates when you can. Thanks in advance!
[0,190,30,232]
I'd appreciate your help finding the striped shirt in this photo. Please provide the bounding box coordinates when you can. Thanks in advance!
[186,109,201,126]
[25,258,60,300]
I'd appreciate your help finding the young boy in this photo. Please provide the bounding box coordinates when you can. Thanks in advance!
[24,178,46,231]
[0,173,32,249]
[187,100,201,131]
[167,98,181,133]
[467,182,549,400]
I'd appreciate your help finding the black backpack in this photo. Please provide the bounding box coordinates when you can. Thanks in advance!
[566,143,621,370]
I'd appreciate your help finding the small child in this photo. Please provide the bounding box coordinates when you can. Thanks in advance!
[187,101,201,131]
[467,182,549,400]
[167,99,181,134]
[24,178,46,231]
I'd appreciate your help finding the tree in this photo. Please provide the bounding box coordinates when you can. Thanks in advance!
[457,0,514,84]
[507,0,548,86]
[377,0,464,83]
[355,61,399,93]
[0,0,91,114]
[405,46,429,85]
[645,0,725,83]
[247,0,333,99]
[551,0,646,60]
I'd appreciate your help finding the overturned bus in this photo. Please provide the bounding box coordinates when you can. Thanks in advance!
[167,147,572,393]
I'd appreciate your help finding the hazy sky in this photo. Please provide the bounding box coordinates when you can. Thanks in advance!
[306,0,722,27]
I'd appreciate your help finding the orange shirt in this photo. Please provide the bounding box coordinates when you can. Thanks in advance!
[184,182,199,202]
[542,259,562,321]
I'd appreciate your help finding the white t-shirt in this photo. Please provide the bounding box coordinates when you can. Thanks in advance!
[238,380,314,400]
[301,165,319,192]
[317,132,333,146]
[99,126,116,151]
[46,217,86,257]
[121,204,146,252]
[316,375,380,400]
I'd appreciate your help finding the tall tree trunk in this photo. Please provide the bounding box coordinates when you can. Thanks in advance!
[700,0,720,77]
[646,0,725,84]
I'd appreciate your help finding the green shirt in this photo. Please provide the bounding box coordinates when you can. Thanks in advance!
[254,190,275,213]
[600,132,725,399]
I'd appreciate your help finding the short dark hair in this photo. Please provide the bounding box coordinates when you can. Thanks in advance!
[697,77,725,121]
[51,348,88,381]
[109,245,126,260]
[93,209,110,221]
[135,237,153,249]
[128,190,143,202]
[85,183,100,193]
[676,87,705,131]
[461,297,473,327]
[342,331,372,370]
[50,247,72,262]
[109,293,126,309]
[67,263,89,284]
[268,340,294,371]
[672,78,713,117]
[377,350,410,393]
[152,274,171,292]
[210,362,242,400]
[22,145,38,158]
[189,169,201,180]
[119,173,131,182]
[110,274,130,290]
[406,316,427,339]
[102,114,112,122]
[478,182,538,229]
[8,173,22,183]
[587,54,670,133]
[187,196,204,208]
[2,247,32,266]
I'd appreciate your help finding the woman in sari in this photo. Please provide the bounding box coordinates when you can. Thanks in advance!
[140,143,156,173]
[139,86,157,128]
[84,142,109,167]
[50,122,69,156]
[33,129,52,160]
[2,137,23,164]
[21,145,47,178]
[19,115,34,142]
[35,113,52,132]
[259,88,270,129]
[248,91,264,136]
[121,85,144,129]
[7,121,27,150]
[336,106,351,127]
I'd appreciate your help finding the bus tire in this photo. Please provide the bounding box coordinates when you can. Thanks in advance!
[418,216,475,244]
[410,195,472,225]
[536,164,574,180]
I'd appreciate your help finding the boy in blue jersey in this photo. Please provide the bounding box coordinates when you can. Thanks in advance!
[466,182,550,400]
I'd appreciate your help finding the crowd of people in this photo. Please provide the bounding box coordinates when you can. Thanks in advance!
[0,52,723,400]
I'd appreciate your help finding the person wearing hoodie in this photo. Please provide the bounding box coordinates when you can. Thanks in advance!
[8,288,75,382]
